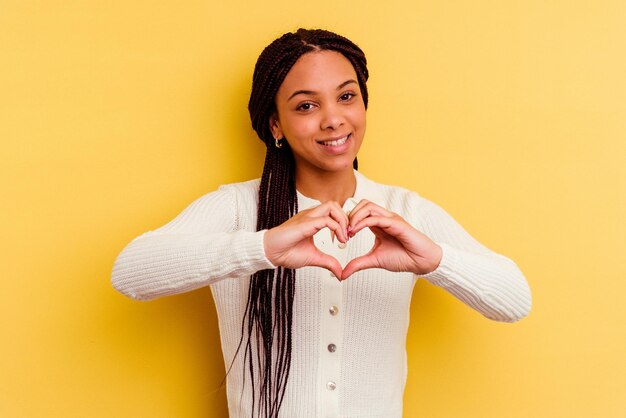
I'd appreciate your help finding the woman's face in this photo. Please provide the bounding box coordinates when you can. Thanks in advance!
[271,50,366,178]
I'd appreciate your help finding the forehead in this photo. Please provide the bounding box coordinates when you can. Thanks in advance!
[277,50,357,95]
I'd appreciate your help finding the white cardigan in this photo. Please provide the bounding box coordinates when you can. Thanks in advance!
[112,171,531,418]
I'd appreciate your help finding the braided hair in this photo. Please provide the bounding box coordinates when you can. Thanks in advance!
[241,28,369,417]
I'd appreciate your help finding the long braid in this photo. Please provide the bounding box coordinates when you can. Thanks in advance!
[247,145,297,417]
[234,28,369,418]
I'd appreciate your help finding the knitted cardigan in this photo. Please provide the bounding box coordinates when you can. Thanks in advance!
[112,170,531,418]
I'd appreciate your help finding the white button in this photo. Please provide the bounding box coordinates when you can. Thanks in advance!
[327,343,337,353]
[329,306,338,315]
[337,242,347,249]
[326,381,337,391]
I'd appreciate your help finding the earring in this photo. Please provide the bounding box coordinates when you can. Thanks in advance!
[275,137,284,148]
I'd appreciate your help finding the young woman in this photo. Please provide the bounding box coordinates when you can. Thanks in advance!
[112,28,531,418]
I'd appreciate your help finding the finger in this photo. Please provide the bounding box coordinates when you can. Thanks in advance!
[304,216,344,240]
[297,216,352,255]
[347,199,371,228]
[309,200,344,218]
[349,199,391,216]
[273,216,342,252]
[350,215,396,237]
[309,201,349,242]
[310,251,343,281]
[341,252,379,280]
[324,203,350,242]
[348,201,392,231]
[348,198,370,214]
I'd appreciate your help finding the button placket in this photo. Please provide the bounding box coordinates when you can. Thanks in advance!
[315,227,343,417]
[319,199,359,414]
[313,200,357,417]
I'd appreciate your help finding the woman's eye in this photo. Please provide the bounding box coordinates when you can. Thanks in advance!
[340,92,356,101]
[297,103,314,111]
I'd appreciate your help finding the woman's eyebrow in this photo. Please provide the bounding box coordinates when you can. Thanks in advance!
[337,79,357,90]
[287,79,358,101]
[288,89,315,101]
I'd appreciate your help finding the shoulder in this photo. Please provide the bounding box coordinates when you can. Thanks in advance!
[148,178,260,234]
[181,179,260,230]
[181,178,260,217]
[355,171,430,211]
[217,178,260,204]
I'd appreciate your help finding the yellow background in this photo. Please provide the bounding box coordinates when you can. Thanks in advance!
[2,0,625,417]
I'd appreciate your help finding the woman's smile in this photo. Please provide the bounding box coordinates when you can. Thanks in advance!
[317,133,351,150]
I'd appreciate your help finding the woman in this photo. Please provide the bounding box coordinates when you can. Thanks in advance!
[112,28,531,418]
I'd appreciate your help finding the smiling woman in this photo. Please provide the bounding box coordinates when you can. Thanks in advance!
[270,50,366,193]
[111,28,531,418]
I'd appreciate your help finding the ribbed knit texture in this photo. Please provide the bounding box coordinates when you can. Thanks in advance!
[111,171,531,418]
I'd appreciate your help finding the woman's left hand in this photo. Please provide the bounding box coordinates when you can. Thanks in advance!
[341,200,443,280]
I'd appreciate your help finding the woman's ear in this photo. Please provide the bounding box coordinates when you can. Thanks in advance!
[269,114,283,139]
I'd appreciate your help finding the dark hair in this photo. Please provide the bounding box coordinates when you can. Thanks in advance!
[239,28,369,417]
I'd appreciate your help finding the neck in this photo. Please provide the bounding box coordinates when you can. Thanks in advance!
[295,167,356,206]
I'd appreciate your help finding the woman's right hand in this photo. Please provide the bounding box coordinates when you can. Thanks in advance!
[263,202,348,279]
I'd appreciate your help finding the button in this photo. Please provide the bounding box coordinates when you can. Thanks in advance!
[329,306,338,315]
[326,381,337,391]
[337,242,347,249]
[327,343,337,353]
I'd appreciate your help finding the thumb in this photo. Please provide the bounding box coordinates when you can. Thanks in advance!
[341,253,378,281]
[311,251,343,281]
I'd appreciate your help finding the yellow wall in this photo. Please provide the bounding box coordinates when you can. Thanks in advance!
[2,1,624,417]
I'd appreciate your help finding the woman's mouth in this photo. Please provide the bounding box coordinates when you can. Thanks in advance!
[317,134,350,147]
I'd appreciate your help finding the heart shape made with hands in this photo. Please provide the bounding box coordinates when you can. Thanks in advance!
[263,199,442,281]
[313,225,377,281]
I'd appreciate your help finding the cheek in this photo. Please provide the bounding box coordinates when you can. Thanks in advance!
[284,117,318,139]
[351,108,367,130]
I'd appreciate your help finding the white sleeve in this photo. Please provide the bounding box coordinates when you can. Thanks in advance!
[111,185,275,301]
[411,195,532,322]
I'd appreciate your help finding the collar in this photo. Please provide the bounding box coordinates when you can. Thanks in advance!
[296,170,386,212]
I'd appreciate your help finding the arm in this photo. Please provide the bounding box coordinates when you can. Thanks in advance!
[413,196,531,322]
[111,185,274,301]
[342,193,531,322]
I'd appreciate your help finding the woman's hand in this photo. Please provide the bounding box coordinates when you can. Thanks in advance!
[264,199,442,281]
[264,202,348,279]
[342,200,442,280]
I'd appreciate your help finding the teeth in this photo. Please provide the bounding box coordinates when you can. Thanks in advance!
[321,135,348,146]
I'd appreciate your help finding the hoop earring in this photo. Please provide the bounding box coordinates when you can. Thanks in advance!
[275,137,284,149]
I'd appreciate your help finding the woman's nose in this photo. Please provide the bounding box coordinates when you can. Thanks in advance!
[320,104,344,130]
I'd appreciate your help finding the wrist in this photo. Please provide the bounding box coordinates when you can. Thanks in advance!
[420,243,443,275]
[262,228,278,266]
